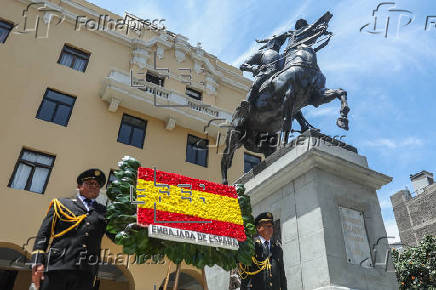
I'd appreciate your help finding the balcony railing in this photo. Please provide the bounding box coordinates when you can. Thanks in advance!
[132,79,170,99]
[101,69,232,137]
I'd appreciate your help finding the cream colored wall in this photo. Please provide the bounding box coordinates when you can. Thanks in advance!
[0,0,251,289]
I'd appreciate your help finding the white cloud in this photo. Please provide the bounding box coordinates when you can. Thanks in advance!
[131,1,256,60]
[132,2,167,20]
[402,137,424,146]
[306,106,338,118]
[363,137,424,149]
[384,219,401,244]
[365,138,397,149]
[131,0,435,80]
[231,0,314,66]
[379,198,393,210]
[319,1,436,82]
[232,42,262,68]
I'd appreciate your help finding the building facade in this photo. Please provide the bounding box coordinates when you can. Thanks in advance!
[390,171,436,247]
[0,0,258,289]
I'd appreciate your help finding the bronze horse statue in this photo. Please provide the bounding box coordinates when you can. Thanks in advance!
[221,12,350,185]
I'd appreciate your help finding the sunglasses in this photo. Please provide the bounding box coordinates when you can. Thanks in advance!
[83,180,100,187]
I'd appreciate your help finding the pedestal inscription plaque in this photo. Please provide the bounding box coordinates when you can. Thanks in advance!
[339,206,372,268]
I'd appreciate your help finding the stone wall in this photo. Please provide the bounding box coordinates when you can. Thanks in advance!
[390,184,436,246]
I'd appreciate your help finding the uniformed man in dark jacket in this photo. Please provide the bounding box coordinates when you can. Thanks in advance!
[240,212,287,290]
[31,168,107,290]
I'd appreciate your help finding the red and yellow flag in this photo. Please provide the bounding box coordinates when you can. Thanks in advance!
[136,168,246,241]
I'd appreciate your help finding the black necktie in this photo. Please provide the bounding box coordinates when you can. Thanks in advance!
[83,198,93,210]
[264,241,270,256]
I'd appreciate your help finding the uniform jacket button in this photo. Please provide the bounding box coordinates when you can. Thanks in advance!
[86,222,90,225]
[85,232,89,236]
[82,244,87,248]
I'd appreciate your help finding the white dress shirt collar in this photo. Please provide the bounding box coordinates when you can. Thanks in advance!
[259,235,271,250]
[77,194,94,211]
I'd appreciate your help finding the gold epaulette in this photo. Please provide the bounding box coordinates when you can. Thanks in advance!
[48,198,87,239]
[237,256,271,279]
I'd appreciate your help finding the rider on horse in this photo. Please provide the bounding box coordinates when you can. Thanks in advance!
[235,20,324,133]
[239,31,289,108]
[221,12,350,185]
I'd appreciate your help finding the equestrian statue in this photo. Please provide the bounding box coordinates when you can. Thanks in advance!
[221,11,350,185]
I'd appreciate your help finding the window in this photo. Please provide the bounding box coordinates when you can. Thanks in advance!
[0,20,13,43]
[8,149,55,194]
[57,44,90,72]
[106,169,117,189]
[146,73,165,87]
[186,88,202,101]
[36,89,76,126]
[117,114,147,148]
[186,134,208,167]
[244,153,261,173]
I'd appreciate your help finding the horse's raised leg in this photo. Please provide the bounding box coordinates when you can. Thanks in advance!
[312,88,350,130]
[337,90,350,130]
[221,127,244,185]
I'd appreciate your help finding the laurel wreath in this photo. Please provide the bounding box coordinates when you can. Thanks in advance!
[105,156,256,270]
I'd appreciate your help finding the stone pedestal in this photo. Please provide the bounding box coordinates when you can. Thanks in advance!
[233,131,399,290]
[204,265,230,290]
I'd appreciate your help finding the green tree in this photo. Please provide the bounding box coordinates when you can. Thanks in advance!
[392,235,436,289]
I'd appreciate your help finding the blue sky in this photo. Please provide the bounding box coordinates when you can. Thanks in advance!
[88,0,436,243]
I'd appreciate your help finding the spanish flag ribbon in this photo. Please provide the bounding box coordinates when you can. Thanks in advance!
[136,168,246,241]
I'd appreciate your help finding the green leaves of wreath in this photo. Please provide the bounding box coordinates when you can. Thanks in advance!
[105,156,256,270]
